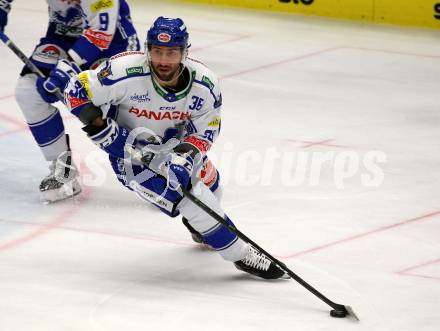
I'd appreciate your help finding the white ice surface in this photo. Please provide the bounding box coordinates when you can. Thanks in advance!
[0,1,439,330]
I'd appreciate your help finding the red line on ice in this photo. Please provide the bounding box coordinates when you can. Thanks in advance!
[300,139,334,148]
[345,46,440,59]
[286,138,348,149]
[400,273,440,281]
[396,257,440,281]
[0,112,27,129]
[191,35,251,53]
[281,210,440,259]
[0,218,198,248]
[397,257,440,274]
[0,94,14,102]
[0,127,26,138]
[220,46,342,79]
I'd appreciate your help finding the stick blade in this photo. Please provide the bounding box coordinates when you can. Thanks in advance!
[345,305,360,321]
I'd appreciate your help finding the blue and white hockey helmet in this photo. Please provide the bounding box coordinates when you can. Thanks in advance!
[146,17,189,49]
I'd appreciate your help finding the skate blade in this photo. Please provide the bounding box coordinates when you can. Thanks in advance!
[40,181,82,203]
[345,305,360,321]
[280,273,291,280]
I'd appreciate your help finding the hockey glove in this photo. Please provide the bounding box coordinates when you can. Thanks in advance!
[160,152,194,191]
[36,59,81,104]
[88,117,132,159]
[0,0,11,32]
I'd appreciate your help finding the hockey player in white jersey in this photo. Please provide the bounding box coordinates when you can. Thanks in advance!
[61,17,289,279]
[0,0,140,202]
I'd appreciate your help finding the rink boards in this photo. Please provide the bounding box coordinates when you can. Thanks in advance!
[181,0,440,29]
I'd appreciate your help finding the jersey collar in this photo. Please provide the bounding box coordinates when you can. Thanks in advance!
[151,69,196,102]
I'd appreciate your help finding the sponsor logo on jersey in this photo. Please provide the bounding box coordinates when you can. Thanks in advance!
[208,117,220,127]
[78,72,93,98]
[158,33,171,43]
[202,76,214,90]
[160,106,176,111]
[41,45,61,57]
[128,107,190,121]
[126,66,144,76]
[33,44,65,65]
[129,92,151,103]
[90,0,114,13]
[110,51,144,60]
[184,135,211,153]
[84,28,113,49]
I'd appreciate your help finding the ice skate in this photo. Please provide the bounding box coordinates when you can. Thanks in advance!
[234,245,290,280]
[40,151,81,203]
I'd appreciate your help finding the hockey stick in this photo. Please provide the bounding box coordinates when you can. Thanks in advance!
[0,30,358,320]
[0,30,64,100]
[181,186,359,321]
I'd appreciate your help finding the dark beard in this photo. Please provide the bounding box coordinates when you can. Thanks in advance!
[154,66,180,82]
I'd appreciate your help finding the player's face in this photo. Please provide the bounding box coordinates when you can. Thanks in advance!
[149,46,182,82]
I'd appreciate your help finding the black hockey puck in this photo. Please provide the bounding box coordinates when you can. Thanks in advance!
[330,309,347,318]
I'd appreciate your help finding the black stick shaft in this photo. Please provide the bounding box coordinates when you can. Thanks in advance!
[181,187,347,313]
[0,31,64,100]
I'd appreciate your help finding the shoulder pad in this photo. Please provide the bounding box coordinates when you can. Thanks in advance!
[98,52,149,85]
[186,59,222,109]
[188,58,219,93]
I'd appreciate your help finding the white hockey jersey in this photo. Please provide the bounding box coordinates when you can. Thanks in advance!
[66,51,222,154]
[43,0,136,65]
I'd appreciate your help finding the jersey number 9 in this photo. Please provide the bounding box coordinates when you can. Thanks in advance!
[99,13,109,30]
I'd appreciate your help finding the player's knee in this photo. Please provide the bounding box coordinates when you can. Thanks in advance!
[15,74,36,106]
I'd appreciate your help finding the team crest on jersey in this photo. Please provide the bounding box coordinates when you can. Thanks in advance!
[97,61,113,82]
[158,33,171,43]
[33,44,66,65]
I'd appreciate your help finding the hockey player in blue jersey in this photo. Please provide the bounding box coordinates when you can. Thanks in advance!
[0,0,140,202]
[58,16,290,279]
